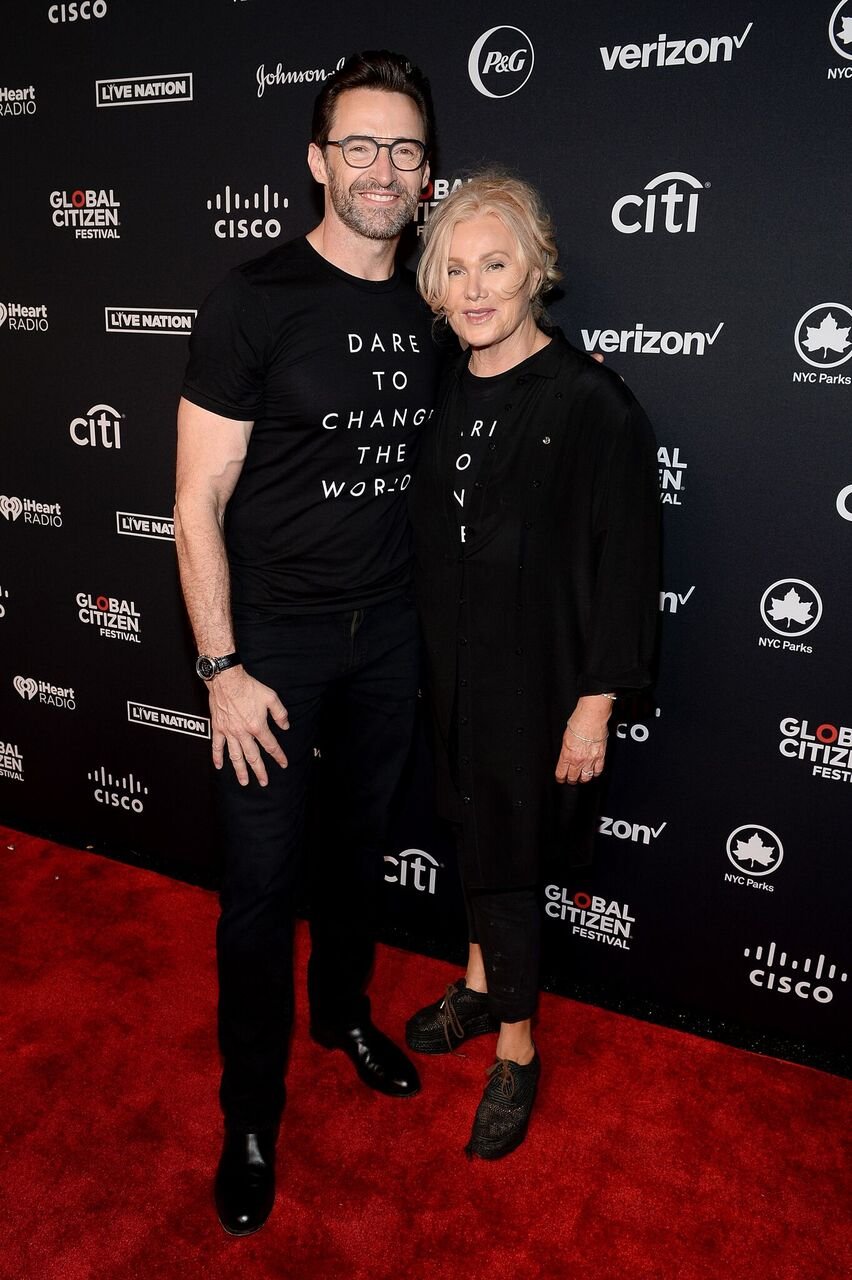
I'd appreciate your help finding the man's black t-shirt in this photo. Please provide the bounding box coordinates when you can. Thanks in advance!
[182,236,439,615]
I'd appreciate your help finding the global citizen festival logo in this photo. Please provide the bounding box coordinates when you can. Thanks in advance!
[828,1,852,75]
[780,716,852,785]
[758,578,822,653]
[384,848,440,895]
[743,939,848,1006]
[14,675,76,710]
[544,887,635,951]
[50,188,120,239]
[612,172,707,235]
[416,176,469,238]
[69,403,123,448]
[724,824,783,894]
[88,764,148,813]
[0,85,37,117]
[658,446,686,506]
[0,738,24,783]
[792,303,852,385]
[206,184,288,239]
[0,493,62,527]
[76,592,141,643]
[0,301,49,333]
[468,26,535,98]
[580,322,723,358]
[599,23,753,71]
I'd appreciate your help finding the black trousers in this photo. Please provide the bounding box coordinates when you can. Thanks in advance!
[215,594,419,1132]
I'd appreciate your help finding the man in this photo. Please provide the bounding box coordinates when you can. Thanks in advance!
[174,51,439,1236]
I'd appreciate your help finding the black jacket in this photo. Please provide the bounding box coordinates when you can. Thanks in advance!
[410,332,660,891]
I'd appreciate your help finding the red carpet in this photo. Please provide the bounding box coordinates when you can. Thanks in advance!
[0,827,849,1280]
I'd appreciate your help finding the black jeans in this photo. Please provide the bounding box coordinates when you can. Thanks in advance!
[215,594,419,1132]
[464,885,541,1024]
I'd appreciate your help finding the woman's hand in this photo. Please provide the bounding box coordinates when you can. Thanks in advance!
[555,695,613,785]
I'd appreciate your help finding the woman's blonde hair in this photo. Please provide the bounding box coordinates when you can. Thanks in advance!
[416,170,562,321]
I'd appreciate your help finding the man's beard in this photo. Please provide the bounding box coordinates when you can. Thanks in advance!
[327,170,420,240]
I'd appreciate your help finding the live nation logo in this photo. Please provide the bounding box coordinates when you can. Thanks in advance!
[76,591,142,643]
[0,738,24,783]
[116,511,174,541]
[792,303,852,385]
[95,73,193,108]
[384,848,441,895]
[14,675,76,710]
[758,578,822,654]
[88,763,148,813]
[743,939,848,1006]
[724,824,783,893]
[0,493,62,527]
[779,716,852,785]
[127,701,210,739]
[544,887,635,951]
[105,307,195,335]
[468,26,535,98]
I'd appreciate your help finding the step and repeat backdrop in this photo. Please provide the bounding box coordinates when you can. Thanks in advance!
[2,1,850,1052]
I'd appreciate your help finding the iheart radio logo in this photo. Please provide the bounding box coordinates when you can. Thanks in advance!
[0,495,23,521]
[13,676,37,700]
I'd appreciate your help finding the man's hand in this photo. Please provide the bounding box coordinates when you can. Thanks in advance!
[207,666,290,786]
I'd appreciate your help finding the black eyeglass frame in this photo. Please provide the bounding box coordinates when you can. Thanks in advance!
[325,135,428,172]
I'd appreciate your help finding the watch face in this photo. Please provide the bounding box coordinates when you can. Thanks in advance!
[196,655,216,680]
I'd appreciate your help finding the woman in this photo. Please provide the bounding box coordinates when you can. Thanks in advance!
[405,172,660,1159]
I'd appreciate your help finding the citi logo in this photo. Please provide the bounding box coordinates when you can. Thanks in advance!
[384,848,440,894]
[581,322,723,356]
[69,403,123,448]
[612,172,706,235]
[598,816,666,845]
[468,26,534,98]
[600,23,753,71]
[744,940,847,1006]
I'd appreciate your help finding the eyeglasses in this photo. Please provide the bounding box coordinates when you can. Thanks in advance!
[325,135,427,171]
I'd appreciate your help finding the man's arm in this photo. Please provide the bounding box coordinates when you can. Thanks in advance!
[174,396,289,786]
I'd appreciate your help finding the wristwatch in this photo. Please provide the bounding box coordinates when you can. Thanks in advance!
[195,652,242,681]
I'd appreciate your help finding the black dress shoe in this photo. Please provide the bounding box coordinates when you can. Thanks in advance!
[214,1129,277,1236]
[465,1052,540,1160]
[406,979,499,1053]
[311,1018,421,1097]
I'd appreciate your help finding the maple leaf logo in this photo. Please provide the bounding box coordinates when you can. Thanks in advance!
[768,586,813,629]
[839,17,852,45]
[732,832,777,869]
[803,312,851,359]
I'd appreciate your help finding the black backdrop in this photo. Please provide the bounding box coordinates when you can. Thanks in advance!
[3,1,851,1058]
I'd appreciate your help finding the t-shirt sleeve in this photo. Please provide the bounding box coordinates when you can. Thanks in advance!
[181,270,269,420]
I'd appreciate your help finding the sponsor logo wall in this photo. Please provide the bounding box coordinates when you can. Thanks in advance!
[2,0,848,1053]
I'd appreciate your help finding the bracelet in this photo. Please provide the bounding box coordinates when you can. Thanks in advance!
[565,722,609,745]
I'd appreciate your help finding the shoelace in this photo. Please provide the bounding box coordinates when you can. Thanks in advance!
[438,983,466,1051]
[486,1058,516,1099]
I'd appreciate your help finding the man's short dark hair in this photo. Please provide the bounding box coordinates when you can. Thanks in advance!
[311,50,434,154]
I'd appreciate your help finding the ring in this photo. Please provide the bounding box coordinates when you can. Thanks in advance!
[581,769,594,776]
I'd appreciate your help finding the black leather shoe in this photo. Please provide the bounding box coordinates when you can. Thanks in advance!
[311,1018,421,1097]
[214,1129,277,1236]
[465,1052,540,1160]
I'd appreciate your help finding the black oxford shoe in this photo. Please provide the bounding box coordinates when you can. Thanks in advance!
[311,1018,421,1097]
[214,1128,277,1236]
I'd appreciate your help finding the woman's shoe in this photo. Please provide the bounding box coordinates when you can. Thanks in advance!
[405,979,499,1053]
[465,1052,540,1159]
